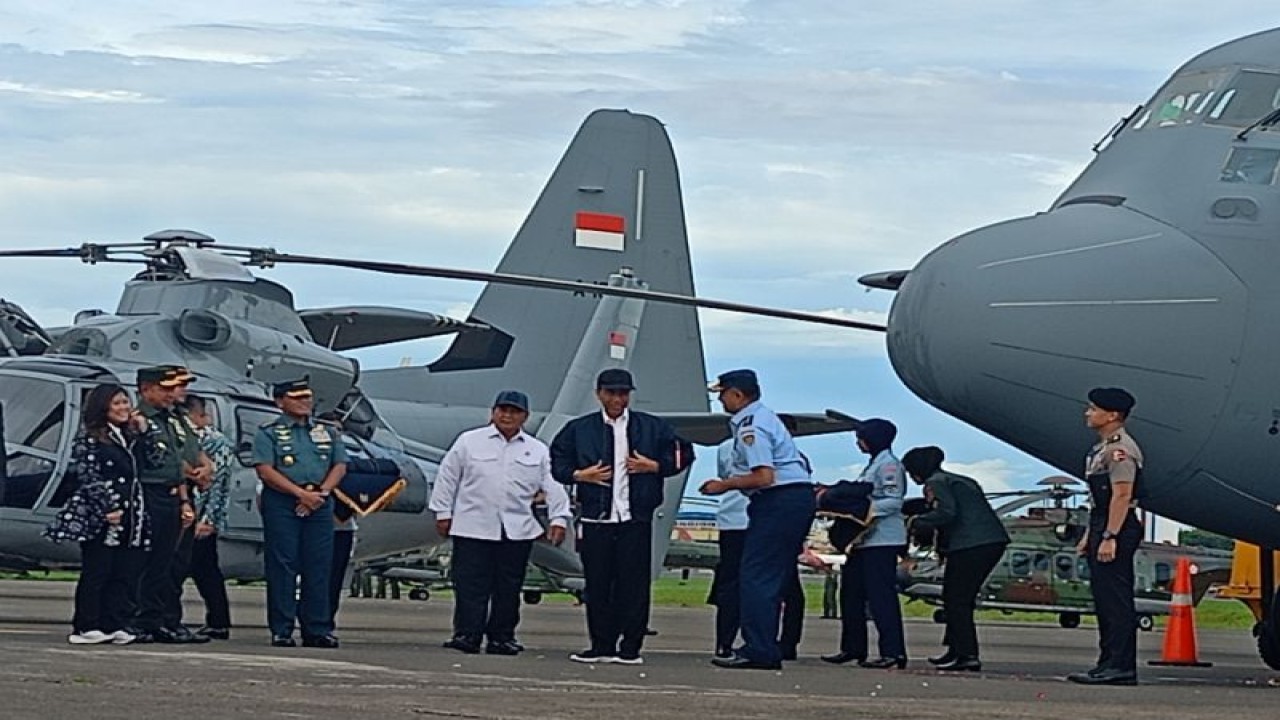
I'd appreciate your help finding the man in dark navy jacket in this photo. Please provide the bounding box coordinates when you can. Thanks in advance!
[551,369,693,665]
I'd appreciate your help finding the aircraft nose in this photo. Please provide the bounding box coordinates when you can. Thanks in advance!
[886,203,1247,474]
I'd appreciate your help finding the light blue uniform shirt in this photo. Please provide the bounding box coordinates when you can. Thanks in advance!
[729,400,812,489]
[856,448,907,548]
[714,441,749,530]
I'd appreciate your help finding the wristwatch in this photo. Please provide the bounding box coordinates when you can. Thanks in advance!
[1101,530,1117,541]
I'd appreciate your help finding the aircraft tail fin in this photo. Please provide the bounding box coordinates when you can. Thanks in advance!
[363,109,708,423]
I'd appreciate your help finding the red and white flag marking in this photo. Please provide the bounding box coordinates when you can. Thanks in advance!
[575,211,625,252]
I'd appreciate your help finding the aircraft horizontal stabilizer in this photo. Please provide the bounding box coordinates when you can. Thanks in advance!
[658,409,860,446]
[298,306,489,351]
[857,270,909,291]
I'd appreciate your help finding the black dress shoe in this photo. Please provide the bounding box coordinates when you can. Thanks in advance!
[196,626,231,641]
[128,629,155,645]
[1068,668,1136,686]
[820,651,863,665]
[271,636,297,648]
[485,640,521,656]
[713,646,734,660]
[927,650,958,666]
[302,635,340,649]
[858,656,908,669]
[711,654,782,670]
[935,656,982,672]
[443,637,481,654]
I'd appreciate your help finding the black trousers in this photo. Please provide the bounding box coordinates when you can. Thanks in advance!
[330,530,355,626]
[838,545,906,659]
[190,535,231,629]
[710,529,746,650]
[940,542,1005,659]
[779,564,805,653]
[450,535,533,643]
[136,487,181,632]
[74,539,145,634]
[1088,516,1142,672]
[165,525,197,629]
[580,521,652,655]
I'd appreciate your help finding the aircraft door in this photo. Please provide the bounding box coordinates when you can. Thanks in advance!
[223,403,277,540]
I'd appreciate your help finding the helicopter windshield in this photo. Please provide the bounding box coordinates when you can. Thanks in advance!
[1,375,68,509]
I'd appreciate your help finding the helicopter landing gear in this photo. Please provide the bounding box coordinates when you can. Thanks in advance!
[408,587,430,602]
[1137,614,1154,632]
[932,608,947,624]
[1058,612,1081,629]
[523,591,543,606]
[1256,545,1280,670]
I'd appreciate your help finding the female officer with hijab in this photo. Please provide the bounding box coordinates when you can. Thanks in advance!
[822,419,907,669]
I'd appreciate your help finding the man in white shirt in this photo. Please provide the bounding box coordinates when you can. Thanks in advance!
[430,390,572,655]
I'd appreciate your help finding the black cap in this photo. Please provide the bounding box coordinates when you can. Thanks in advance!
[272,378,314,399]
[596,368,635,391]
[493,390,530,412]
[1088,387,1135,414]
[708,369,759,393]
[138,366,182,387]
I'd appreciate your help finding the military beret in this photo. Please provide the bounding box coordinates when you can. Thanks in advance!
[1088,387,1135,414]
[708,368,759,393]
[272,378,313,398]
[137,366,182,387]
[492,389,530,412]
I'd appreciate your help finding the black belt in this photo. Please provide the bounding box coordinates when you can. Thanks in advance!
[141,482,180,495]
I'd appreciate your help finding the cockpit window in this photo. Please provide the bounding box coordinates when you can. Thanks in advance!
[1,376,68,509]
[1220,147,1280,185]
[1132,69,1232,131]
[1205,70,1280,127]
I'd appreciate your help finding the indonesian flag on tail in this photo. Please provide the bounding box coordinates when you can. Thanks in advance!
[575,211,625,252]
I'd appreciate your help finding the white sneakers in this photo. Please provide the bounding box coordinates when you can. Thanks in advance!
[68,629,135,645]
[68,630,112,645]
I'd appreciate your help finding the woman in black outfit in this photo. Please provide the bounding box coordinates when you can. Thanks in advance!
[44,383,150,645]
[902,446,1010,671]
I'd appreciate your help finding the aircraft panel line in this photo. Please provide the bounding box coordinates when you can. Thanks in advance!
[977,232,1163,269]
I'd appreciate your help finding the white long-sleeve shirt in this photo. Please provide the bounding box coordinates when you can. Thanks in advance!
[430,425,572,542]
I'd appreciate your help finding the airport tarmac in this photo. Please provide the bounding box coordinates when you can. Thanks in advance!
[1,579,1276,719]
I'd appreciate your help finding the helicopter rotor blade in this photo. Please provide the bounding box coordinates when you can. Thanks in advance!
[264,252,889,333]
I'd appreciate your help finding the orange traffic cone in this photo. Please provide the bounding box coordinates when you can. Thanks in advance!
[1148,556,1212,667]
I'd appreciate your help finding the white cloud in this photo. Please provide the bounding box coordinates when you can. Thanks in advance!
[945,458,1021,495]
[0,79,157,103]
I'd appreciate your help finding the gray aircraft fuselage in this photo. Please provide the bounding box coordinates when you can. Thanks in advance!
[888,28,1280,546]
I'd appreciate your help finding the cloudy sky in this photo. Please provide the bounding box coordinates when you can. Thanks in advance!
[1,2,1271,537]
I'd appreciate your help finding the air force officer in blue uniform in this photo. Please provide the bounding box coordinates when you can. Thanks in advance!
[700,369,813,670]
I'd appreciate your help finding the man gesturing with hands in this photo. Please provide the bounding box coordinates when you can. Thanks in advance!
[551,369,694,665]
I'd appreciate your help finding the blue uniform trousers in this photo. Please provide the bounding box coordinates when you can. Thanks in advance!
[262,488,334,638]
[839,545,906,659]
[738,484,814,665]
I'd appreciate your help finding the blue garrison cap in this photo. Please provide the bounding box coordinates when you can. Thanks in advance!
[1088,387,1135,414]
[493,389,530,412]
[708,369,759,393]
[272,378,313,398]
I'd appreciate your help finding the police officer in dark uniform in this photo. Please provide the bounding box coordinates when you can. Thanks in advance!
[131,365,210,644]
[252,378,348,648]
[1068,387,1144,686]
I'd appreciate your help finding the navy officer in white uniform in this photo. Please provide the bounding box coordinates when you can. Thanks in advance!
[430,390,572,655]
[700,369,814,670]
